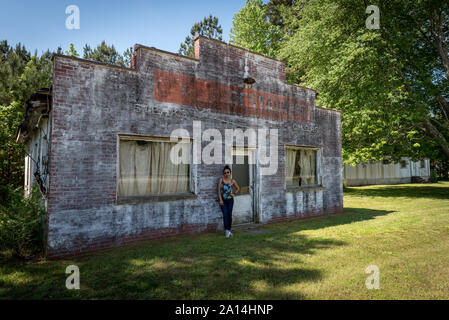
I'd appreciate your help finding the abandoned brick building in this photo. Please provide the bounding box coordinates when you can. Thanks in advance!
[17,36,343,258]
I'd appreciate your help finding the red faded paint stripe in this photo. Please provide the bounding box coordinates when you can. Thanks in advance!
[153,69,311,122]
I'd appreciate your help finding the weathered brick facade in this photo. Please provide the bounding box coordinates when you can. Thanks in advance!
[44,36,343,258]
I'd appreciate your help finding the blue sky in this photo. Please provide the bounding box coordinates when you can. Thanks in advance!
[0,0,247,56]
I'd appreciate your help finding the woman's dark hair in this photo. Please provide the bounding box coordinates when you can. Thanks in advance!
[223,165,231,174]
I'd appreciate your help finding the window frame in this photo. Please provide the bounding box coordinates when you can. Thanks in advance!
[285,145,322,192]
[116,134,196,204]
[400,159,408,169]
[420,160,426,169]
[230,146,256,196]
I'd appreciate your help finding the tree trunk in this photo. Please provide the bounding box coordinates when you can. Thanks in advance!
[422,119,449,160]
[435,8,449,81]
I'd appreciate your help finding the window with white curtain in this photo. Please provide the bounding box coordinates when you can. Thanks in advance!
[118,137,190,197]
[285,147,318,187]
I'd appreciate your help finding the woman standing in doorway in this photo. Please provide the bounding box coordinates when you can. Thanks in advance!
[218,165,240,238]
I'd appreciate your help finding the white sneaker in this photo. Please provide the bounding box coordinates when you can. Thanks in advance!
[228,231,233,237]
[225,230,230,238]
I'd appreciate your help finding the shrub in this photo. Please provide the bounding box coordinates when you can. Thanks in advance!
[430,170,438,183]
[0,184,47,259]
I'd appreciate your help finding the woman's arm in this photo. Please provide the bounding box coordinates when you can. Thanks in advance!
[217,178,224,205]
[231,179,240,196]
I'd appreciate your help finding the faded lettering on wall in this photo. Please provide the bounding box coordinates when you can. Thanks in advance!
[153,69,311,122]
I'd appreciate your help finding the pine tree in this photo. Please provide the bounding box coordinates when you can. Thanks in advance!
[179,14,223,58]
[64,43,79,57]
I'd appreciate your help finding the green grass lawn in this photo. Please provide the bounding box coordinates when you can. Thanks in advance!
[1,182,449,299]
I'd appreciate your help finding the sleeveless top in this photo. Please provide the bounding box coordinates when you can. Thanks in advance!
[221,179,233,200]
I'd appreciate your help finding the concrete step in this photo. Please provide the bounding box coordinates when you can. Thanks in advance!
[231,222,260,231]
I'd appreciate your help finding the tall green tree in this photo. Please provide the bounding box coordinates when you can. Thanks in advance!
[179,14,223,58]
[0,41,30,106]
[279,0,449,164]
[265,0,294,28]
[229,0,283,57]
[64,43,79,57]
[1,41,132,192]
[0,41,52,191]
[83,41,130,67]
[122,47,133,67]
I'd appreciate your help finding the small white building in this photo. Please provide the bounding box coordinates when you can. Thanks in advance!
[343,158,430,186]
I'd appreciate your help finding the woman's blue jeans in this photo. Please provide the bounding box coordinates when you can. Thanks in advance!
[220,198,234,231]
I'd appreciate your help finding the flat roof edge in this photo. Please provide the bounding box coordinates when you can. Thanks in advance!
[316,105,341,113]
[51,54,139,72]
[135,44,199,62]
[193,35,285,64]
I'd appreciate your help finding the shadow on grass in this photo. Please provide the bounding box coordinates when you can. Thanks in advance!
[0,206,399,300]
[267,208,394,234]
[344,183,449,200]
[0,230,346,300]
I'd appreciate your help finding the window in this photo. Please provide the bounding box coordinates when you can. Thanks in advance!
[400,160,407,169]
[118,137,190,197]
[420,160,425,168]
[231,148,255,195]
[285,147,318,187]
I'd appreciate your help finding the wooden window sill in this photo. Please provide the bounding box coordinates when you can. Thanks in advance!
[117,192,197,205]
[286,185,325,193]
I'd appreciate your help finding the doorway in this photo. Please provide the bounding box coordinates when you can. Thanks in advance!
[231,147,256,225]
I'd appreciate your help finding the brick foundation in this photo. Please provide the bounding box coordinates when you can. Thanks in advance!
[46,207,344,259]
